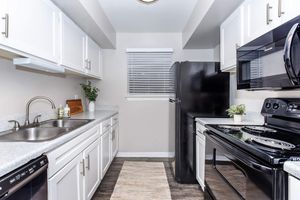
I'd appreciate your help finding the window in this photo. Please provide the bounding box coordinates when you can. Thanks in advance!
[127,48,173,96]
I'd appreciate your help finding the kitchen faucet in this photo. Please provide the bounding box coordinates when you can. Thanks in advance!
[24,96,56,126]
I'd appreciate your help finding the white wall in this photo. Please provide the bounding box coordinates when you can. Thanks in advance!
[230,73,300,123]
[0,58,84,131]
[98,32,217,156]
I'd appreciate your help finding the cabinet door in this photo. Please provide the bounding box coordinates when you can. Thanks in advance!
[101,131,110,177]
[48,153,83,200]
[288,175,300,200]
[244,0,277,43]
[196,135,205,191]
[1,0,59,62]
[111,123,119,158]
[220,5,244,71]
[83,139,101,200]
[279,0,300,24]
[60,13,85,72]
[86,37,101,77]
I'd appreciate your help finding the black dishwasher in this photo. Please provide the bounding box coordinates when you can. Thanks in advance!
[0,155,48,200]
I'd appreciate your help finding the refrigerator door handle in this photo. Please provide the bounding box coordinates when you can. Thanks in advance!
[169,98,181,103]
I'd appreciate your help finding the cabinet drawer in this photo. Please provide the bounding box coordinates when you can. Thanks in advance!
[101,118,111,134]
[111,114,118,125]
[47,125,99,178]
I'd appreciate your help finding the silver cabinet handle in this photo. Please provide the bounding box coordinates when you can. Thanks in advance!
[105,124,110,128]
[84,59,89,69]
[80,159,85,176]
[278,0,284,17]
[266,3,273,25]
[112,130,115,140]
[88,60,91,70]
[1,14,9,38]
[86,155,90,170]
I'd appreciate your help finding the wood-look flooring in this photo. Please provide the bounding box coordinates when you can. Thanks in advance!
[92,158,203,200]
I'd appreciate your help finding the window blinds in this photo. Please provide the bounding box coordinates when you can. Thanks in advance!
[127,49,173,95]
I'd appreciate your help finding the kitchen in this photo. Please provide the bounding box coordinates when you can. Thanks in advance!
[0,0,299,199]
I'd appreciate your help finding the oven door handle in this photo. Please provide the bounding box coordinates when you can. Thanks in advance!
[284,23,300,85]
[208,133,274,174]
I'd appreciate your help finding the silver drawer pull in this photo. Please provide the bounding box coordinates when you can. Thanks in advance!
[1,14,9,38]
[105,124,110,128]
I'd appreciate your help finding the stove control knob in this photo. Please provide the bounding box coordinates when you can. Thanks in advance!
[265,102,271,109]
[273,103,279,109]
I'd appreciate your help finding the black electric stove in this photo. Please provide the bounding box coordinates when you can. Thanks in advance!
[204,98,300,200]
[207,124,300,165]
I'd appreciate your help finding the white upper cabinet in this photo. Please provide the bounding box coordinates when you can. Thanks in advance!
[243,0,300,44]
[220,5,244,71]
[60,12,85,73]
[244,0,278,43]
[0,0,59,63]
[85,37,102,78]
[278,0,300,24]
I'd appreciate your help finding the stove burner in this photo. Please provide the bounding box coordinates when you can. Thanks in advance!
[243,126,277,133]
[219,125,243,131]
[250,137,296,150]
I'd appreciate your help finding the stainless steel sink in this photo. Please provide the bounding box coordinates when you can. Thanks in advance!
[39,119,93,128]
[0,127,69,142]
[0,119,94,142]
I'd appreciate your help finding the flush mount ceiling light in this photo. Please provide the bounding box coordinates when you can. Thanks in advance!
[138,0,158,4]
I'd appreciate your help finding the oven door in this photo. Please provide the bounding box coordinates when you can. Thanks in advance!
[204,131,287,200]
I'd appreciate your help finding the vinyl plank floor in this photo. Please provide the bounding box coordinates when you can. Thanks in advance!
[91,158,203,200]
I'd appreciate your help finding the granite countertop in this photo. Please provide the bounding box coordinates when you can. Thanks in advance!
[196,117,264,126]
[0,110,118,177]
[284,162,300,179]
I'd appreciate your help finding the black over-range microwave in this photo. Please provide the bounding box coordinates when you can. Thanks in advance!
[237,15,300,90]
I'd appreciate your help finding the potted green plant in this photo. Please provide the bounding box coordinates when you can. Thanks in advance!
[80,81,100,112]
[226,104,246,122]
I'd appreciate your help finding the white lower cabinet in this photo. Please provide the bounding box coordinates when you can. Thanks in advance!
[111,123,119,158]
[83,139,101,200]
[196,134,206,191]
[48,114,119,200]
[101,130,110,177]
[48,126,101,200]
[288,175,300,200]
[48,153,83,200]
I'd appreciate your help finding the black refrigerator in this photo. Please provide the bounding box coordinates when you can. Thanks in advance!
[169,61,230,184]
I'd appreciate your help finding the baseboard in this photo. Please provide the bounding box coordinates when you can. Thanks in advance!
[116,152,175,158]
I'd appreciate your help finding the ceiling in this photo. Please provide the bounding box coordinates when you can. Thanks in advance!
[98,0,198,32]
